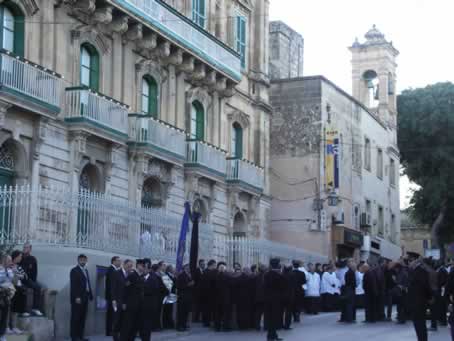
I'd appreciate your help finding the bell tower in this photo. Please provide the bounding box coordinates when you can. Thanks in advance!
[349,25,399,129]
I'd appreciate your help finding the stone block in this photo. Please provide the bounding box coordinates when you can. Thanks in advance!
[17,317,54,341]
[6,335,32,341]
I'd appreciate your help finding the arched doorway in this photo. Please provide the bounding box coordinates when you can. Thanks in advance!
[233,211,246,237]
[232,211,248,266]
[77,163,103,244]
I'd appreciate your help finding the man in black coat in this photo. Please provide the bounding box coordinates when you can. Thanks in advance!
[214,262,232,331]
[120,259,145,341]
[140,259,158,341]
[362,263,377,323]
[20,243,43,316]
[291,260,306,323]
[111,259,132,341]
[283,265,296,330]
[341,259,357,323]
[436,261,449,326]
[105,256,121,337]
[254,264,266,331]
[264,258,285,341]
[201,259,217,327]
[192,259,206,323]
[70,254,93,341]
[176,264,195,331]
[408,256,432,341]
[373,259,386,321]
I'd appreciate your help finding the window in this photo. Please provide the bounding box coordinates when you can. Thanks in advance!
[235,14,247,68]
[0,4,24,56]
[141,76,158,118]
[389,158,396,186]
[80,44,99,91]
[377,148,383,179]
[192,0,206,28]
[391,214,396,242]
[364,138,371,171]
[378,206,384,236]
[190,101,204,140]
[231,123,243,158]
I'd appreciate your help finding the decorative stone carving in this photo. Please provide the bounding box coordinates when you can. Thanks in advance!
[204,70,217,87]
[69,132,89,173]
[4,0,39,16]
[107,15,129,35]
[166,48,183,66]
[31,119,48,161]
[123,23,143,43]
[71,24,111,55]
[178,55,195,74]
[138,32,158,51]
[65,0,96,13]
[0,100,12,130]
[216,77,227,92]
[192,63,206,81]
[227,110,250,128]
[93,6,113,25]
[159,42,171,58]
[221,82,235,97]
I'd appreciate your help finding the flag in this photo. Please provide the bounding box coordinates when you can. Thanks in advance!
[176,202,191,273]
[190,210,201,276]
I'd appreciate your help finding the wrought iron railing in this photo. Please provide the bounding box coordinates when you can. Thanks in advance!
[65,87,129,135]
[116,0,241,80]
[0,50,63,109]
[0,185,327,265]
[186,140,227,176]
[129,115,187,159]
[227,158,264,190]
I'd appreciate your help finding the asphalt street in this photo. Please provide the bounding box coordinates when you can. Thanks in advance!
[85,311,451,341]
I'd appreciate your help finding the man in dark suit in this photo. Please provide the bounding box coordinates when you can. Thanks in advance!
[120,259,145,341]
[70,254,93,341]
[111,259,132,341]
[140,259,157,341]
[264,258,285,341]
[291,260,306,323]
[176,264,194,331]
[201,259,217,327]
[342,259,357,323]
[105,256,121,337]
[192,259,206,323]
[362,263,377,323]
[408,255,432,341]
[214,262,232,332]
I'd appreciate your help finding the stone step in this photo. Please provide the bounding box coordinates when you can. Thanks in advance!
[17,316,54,341]
[6,334,32,341]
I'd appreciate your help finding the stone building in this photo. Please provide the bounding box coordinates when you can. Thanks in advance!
[0,0,292,337]
[400,210,437,258]
[269,25,401,262]
[269,20,303,80]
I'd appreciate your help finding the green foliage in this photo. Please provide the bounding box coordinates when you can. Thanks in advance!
[398,82,454,244]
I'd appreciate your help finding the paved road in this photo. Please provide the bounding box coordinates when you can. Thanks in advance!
[86,311,451,341]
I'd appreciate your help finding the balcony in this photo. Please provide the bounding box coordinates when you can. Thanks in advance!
[185,140,227,181]
[112,0,241,82]
[128,114,187,165]
[227,158,264,194]
[65,87,129,142]
[0,50,63,116]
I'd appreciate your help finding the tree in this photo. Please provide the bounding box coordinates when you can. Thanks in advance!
[398,82,454,260]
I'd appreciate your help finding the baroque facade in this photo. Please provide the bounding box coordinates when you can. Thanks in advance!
[0,0,273,336]
[269,24,401,262]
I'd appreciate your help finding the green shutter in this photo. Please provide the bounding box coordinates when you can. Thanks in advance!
[13,14,24,57]
[195,104,204,140]
[240,17,246,68]
[0,7,4,50]
[199,0,205,26]
[149,78,158,118]
[90,50,99,91]
[235,126,243,158]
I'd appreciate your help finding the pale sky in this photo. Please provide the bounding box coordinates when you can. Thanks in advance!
[269,0,454,209]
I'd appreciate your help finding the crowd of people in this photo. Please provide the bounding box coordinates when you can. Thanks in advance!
[67,252,454,341]
[0,243,43,341]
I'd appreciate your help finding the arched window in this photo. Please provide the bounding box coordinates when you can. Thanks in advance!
[231,122,243,158]
[0,4,24,56]
[190,101,204,140]
[141,76,158,118]
[141,177,162,208]
[80,43,99,91]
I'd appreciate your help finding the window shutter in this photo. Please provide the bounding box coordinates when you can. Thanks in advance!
[13,14,24,57]
[196,107,204,140]
[149,78,158,118]
[199,0,205,26]
[90,51,99,91]
[235,126,243,158]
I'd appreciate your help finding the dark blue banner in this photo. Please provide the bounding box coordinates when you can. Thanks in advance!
[176,202,191,273]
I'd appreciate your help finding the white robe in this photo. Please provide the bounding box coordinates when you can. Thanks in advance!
[321,272,338,295]
[306,272,321,297]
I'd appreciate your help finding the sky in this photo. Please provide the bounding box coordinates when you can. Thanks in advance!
[269,0,454,209]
